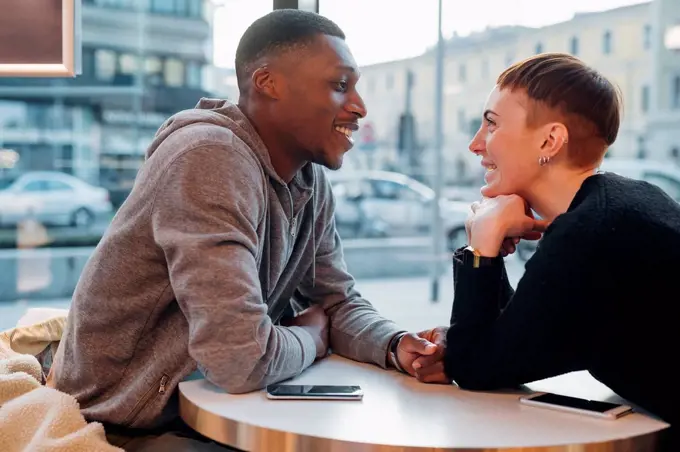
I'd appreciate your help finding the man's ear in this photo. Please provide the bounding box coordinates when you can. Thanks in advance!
[539,122,569,159]
[251,66,280,100]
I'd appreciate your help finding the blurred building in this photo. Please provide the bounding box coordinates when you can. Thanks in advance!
[356,0,680,183]
[0,0,214,205]
[204,66,239,101]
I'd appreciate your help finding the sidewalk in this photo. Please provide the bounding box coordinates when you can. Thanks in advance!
[357,255,524,331]
[356,271,455,332]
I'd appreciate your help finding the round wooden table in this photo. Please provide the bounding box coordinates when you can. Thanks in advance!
[179,355,669,451]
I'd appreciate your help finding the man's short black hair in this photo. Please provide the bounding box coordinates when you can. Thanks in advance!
[234,9,345,92]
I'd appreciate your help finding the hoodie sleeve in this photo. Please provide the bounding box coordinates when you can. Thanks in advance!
[151,145,317,394]
[297,174,405,368]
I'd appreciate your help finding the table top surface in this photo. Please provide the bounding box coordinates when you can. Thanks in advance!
[179,354,668,451]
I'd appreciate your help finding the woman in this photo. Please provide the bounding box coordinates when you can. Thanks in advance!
[414,53,676,446]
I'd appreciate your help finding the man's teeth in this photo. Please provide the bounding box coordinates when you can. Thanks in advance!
[486,165,497,171]
[335,126,353,140]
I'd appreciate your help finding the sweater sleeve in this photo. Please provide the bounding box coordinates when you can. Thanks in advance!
[445,221,607,390]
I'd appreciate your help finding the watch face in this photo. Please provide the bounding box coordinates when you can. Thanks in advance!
[458,247,497,267]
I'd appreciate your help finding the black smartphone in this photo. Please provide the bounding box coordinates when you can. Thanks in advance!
[520,392,633,419]
[266,384,364,400]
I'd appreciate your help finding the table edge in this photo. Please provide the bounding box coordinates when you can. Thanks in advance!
[178,385,665,452]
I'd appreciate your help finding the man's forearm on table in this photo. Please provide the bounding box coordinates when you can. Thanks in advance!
[327,299,406,367]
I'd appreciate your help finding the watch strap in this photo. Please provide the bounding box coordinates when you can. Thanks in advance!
[457,245,500,268]
[388,331,408,373]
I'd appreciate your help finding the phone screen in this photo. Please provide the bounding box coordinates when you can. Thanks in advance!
[530,393,624,413]
[267,384,362,397]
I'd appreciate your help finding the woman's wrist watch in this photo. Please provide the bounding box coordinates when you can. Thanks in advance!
[459,245,499,268]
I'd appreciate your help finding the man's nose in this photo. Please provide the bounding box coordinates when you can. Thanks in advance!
[347,93,367,119]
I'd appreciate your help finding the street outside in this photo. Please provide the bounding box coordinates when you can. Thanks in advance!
[0,250,527,333]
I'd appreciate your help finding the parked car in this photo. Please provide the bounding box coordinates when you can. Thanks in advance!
[516,159,680,261]
[442,185,482,203]
[328,170,470,250]
[597,158,680,201]
[0,171,113,228]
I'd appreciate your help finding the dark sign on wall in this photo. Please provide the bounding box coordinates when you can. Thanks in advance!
[0,0,78,77]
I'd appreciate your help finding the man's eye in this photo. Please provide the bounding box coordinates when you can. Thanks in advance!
[334,81,348,92]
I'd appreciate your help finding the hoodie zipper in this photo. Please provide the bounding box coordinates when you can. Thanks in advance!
[122,374,170,427]
[287,189,296,238]
[159,375,168,394]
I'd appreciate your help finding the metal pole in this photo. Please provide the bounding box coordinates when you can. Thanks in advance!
[273,0,319,12]
[403,70,414,177]
[133,0,147,159]
[52,92,65,172]
[430,0,445,302]
[649,0,662,119]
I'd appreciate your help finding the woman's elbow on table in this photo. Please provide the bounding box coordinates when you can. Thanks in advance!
[444,349,511,391]
[448,373,504,391]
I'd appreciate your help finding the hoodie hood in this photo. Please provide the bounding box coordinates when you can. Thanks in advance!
[145,97,319,289]
[146,98,284,184]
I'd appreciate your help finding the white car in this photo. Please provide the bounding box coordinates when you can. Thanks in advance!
[598,159,680,202]
[0,171,113,228]
[328,170,470,250]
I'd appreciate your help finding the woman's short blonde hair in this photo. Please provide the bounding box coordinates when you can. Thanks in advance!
[497,53,622,167]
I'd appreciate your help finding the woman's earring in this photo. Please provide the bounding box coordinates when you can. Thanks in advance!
[538,156,551,166]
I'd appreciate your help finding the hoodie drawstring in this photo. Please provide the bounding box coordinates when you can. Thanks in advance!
[311,190,316,288]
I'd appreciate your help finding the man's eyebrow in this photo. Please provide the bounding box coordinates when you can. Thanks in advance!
[335,64,358,74]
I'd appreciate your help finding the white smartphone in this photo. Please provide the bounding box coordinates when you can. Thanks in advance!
[520,392,633,420]
[266,384,364,401]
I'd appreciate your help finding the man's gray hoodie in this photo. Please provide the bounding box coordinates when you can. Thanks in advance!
[51,99,404,429]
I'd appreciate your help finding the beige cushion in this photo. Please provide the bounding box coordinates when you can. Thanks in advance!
[16,307,69,329]
[0,310,68,382]
[1,315,67,357]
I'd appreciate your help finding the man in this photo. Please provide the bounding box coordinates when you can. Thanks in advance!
[51,9,447,451]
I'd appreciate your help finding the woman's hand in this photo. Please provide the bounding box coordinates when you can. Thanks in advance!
[465,195,549,257]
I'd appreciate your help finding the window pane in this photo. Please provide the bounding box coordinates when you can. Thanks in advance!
[641,85,650,112]
[46,180,73,191]
[176,0,188,16]
[165,58,185,87]
[145,56,164,85]
[95,49,116,81]
[570,36,579,55]
[21,181,46,192]
[151,0,175,13]
[370,180,402,199]
[186,62,203,88]
[603,31,613,54]
[188,0,203,18]
[644,24,652,50]
[119,54,137,75]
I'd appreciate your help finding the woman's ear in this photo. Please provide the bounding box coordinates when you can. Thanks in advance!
[540,122,569,159]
